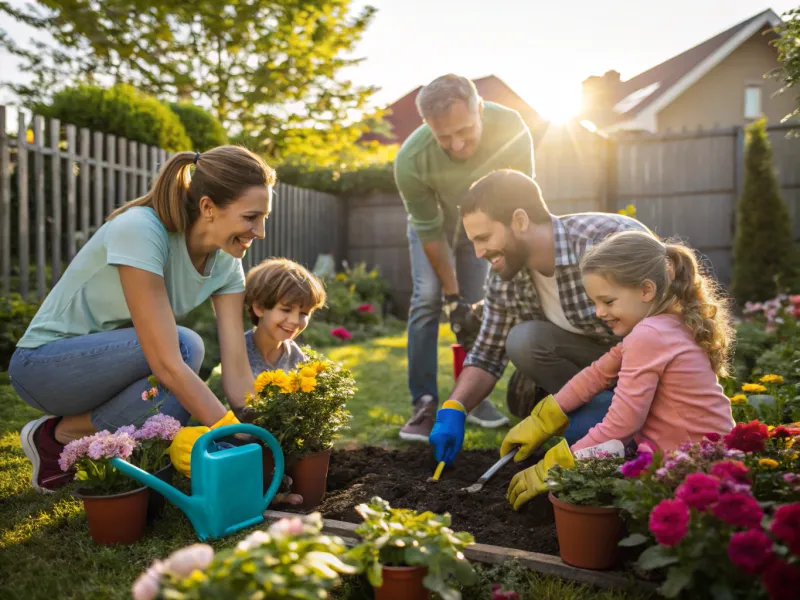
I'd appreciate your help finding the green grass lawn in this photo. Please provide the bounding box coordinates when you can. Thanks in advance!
[0,327,647,600]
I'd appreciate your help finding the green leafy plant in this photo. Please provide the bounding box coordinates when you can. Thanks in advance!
[545,456,626,506]
[349,496,477,600]
[0,293,41,369]
[36,83,191,152]
[134,513,359,599]
[247,348,354,460]
[730,374,800,426]
[168,102,229,152]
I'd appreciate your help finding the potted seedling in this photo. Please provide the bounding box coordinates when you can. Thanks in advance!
[132,513,359,599]
[546,455,627,570]
[349,496,476,600]
[247,348,355,509]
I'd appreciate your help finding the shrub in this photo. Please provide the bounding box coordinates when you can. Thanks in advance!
[168,103,228,152]
[36,84,191,152]
[731,119,795,304]
[0,293,41,370]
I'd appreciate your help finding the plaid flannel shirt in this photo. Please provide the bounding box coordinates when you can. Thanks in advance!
[464,212,649,379]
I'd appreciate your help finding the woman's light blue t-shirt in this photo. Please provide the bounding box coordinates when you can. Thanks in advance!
[18,206,246,348]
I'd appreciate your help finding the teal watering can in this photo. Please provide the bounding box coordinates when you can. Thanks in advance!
[110,424,284,541]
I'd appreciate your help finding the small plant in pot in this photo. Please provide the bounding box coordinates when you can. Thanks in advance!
[349,496,477,600]
[132,513,359,600]
[545,454,627,570]
[246,348,355,509]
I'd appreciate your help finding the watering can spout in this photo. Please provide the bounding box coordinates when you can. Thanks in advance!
[110,458,194,515]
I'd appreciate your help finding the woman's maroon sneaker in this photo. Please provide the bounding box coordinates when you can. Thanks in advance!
[20,416,75,493]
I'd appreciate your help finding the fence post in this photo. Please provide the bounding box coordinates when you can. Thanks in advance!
[50,118,62,285]
[17,110,29,299]
[732,126,745,244]
[65,125,77,261]
[106,135,116,216]
[33,115,46,298]
[0,106,10,294]
[603,136,619,214]
[93,131,104,230]
[117,138,128,207]
[79,128,90,243]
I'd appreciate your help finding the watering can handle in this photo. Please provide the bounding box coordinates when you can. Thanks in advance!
[193,424,285,508]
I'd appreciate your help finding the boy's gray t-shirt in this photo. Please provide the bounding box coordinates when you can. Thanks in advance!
[245,329,306,376]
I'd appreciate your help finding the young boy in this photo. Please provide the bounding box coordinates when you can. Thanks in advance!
[244,258,326,377]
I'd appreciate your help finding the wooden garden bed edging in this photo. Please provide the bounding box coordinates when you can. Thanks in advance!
[263,510,656,595]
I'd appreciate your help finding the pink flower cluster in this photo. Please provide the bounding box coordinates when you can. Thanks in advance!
[356,303,374,313]
[330,327,352,340]
[141,386,159,402]
[134,414,182,441]
[59,430,137,472]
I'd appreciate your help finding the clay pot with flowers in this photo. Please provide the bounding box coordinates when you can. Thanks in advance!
[544,454,627,570]
[246,349,355,509]
[59,413,182,545]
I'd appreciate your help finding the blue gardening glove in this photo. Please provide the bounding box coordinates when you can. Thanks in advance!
[428,400,467,466]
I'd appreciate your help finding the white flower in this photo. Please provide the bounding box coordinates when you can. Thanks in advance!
[237,530,271,552]
[269,517,305,536]
[164,544,214,578]
[132,561,165,600]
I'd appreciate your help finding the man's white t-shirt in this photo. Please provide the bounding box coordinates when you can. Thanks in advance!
[530,269,584,336]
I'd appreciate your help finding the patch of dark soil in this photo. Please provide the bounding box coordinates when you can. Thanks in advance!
[289,446,558,555]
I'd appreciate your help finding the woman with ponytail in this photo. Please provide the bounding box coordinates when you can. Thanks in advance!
[503,230,736,510]
[10,146,278,494]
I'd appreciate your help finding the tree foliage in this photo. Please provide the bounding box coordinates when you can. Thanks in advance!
[1,0,386,166]
[771,8,800,124]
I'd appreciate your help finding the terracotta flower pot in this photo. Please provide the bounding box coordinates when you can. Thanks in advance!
[549,492,625,570]
[75,486,149,545]
[287,449,331,510]
[146,464,174,523]
[374,566,430,600]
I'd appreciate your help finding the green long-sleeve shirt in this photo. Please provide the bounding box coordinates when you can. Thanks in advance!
[393,101,534,244]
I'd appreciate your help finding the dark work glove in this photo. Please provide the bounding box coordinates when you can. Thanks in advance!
[445,294,482,351]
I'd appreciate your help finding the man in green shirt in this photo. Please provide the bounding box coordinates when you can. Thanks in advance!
[395,74,534,442]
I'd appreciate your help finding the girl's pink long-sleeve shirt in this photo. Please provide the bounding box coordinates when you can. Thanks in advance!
[555,314,734,453]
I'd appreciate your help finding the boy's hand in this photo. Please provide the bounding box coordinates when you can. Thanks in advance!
[233,405,256,423]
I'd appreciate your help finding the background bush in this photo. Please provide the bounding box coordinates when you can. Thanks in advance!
[168,103,229,152]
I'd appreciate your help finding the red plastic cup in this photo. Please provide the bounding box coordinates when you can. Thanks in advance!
[452,344,466,381]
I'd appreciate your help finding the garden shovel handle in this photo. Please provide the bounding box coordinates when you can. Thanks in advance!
[194,424,285,509]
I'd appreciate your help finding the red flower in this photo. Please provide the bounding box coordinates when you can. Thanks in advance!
[675,473,720,511]
[770,425,800,439]
[770,504,800,555]
[724,420,770,453]
[704,432,722,443]
[712,493,764,529]
[762,560,800,600]
[356,303,374,313]
[649,499,690,547]
[710,460,751,484]
[727,529,774,575]
[330,327,352,341]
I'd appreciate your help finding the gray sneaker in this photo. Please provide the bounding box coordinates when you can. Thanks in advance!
[399,395,437,442]
[466,398,510,428]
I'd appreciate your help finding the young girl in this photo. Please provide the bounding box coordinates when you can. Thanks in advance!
[503,230,735,509]
[243,258,326,376]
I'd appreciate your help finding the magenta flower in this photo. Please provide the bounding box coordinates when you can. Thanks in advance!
[710,460,751,484]
[649,499,690,547]
[762,560,800,600]
[728,529,774,575]
[703,432,722,443]
[330,327,352,341]
[356,303,374,313]
[712,493,764,529]
[675,473,720,511]
[620,452,652,478]
[770,504,800,555]
[134,414,182,442]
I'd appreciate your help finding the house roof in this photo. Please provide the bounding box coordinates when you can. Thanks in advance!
[606,9,783,131]
[362,75,543,145]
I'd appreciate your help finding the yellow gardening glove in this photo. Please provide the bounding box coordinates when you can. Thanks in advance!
[168,411,240,478]
[500,395,569,462]
[506,439,575,511]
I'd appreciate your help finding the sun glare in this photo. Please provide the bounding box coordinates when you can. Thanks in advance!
[536,91,581,125]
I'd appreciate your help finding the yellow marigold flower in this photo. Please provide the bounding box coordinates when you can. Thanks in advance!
[335,273,347,281]
[254,372,273,393]
[245,391,254,406]
[300,376,317,393]
[742,383,767,393]
[759,374,784,385]
[186,570,207,584]
[300,366,317,379]
[729,394,747,404]
[279,373,301,394]
[789,452,798,460]
[758,458,779,468]
[240,562,257,574]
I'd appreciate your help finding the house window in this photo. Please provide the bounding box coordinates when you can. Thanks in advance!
[744,86,762,120]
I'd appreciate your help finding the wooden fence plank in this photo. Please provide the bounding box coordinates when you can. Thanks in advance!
[0,106,9,293]
[79,128,90,243]
[33,116,45,297]
[17,112,30,299]
[92,131,104,230]
[50,118,62,285]
[106,135,116,217]
[65,125,77,261]
[118,138,128,208]
[139,142,148,195]
[129,141,139,198]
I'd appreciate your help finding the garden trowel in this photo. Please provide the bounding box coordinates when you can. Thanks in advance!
[460,448,518,494]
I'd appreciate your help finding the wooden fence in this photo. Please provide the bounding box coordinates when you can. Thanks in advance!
[0,106,343,300]
[346,123,800,315]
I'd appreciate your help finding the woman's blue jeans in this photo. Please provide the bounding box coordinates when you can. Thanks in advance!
[8,326,204,432]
